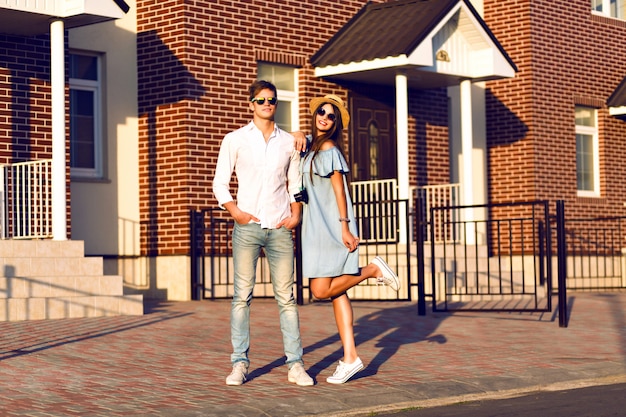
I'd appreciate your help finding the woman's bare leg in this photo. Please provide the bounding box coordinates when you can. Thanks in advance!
[310,262,381,299]
[332,293,358,364]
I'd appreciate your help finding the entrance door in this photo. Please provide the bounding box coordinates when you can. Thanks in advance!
[349,95,396,181]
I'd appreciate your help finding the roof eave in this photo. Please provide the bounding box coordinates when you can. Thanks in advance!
[0,0,129,36]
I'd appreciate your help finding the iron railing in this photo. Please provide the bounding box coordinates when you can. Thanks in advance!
[412,183,460,243]
[558,214,626,290]
[0,160,53,239]
[192,181,626,323]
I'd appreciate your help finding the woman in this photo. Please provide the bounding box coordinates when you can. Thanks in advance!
[300,94,400,384]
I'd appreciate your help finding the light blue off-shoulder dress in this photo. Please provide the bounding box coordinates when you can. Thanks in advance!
[301,146,359,278]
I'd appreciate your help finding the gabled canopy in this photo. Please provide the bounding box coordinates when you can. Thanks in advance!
[607,75,626,118]
[311,0,517,88]
[0,0,130,36]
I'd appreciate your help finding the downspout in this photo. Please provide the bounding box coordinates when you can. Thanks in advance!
[50,18,67,240]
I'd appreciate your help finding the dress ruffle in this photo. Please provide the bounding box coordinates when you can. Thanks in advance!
[304,147,350,178]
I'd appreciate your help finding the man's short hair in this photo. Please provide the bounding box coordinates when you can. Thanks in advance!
[249,80,277,101]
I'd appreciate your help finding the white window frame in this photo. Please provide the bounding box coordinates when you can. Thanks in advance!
[592,0,626,19]
[69,53,103,179]
[575,106,600,197]
[257,63,299,132]
[277,87,299,133]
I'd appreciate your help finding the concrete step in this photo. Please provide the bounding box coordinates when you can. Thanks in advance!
[0,256,104,277]
[0,294,144,321]
[0,240,85,258]
[0,275,125,298]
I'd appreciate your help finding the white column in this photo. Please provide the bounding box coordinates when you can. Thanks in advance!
[395,72,409,244]
[50,19,67,240]
[460,79,475,244]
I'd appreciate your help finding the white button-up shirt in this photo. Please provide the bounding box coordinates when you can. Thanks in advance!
[212,121,302,229]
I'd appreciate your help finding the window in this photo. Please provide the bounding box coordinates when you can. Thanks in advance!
[592,0,625,19]
[575,106,600,197]
[368,121,379,179]
[69,52,103,178]
[257,63,298,132]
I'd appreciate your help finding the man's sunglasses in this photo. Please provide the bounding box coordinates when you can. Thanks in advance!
[316,107,336,122]
[251,97,277,105]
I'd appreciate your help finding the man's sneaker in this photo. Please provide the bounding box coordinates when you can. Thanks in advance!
[372,256,400,291]
[226,362,248,386]
[326,357,364,384]
[288,362,314,386]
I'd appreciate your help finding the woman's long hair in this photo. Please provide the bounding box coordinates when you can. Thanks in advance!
[307,103,348,183]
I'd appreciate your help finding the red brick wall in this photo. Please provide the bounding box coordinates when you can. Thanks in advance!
[410,88,450,187]
[0,34,54,163]
[485,0,626,218]
[135,0,626,256]
[135,0,387,255]
[0,34,70,236]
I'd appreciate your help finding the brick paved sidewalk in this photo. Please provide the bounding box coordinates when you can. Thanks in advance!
[1,292,625,416]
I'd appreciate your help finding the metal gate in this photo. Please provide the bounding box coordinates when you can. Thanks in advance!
[425,200,553,313]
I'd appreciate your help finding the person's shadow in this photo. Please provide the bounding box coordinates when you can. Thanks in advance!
[249,302,447,383]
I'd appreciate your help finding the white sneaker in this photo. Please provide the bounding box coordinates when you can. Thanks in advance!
[372,256,400,291]
[226,362,248,386]
[288,362,314,386]
[326,357,364,384]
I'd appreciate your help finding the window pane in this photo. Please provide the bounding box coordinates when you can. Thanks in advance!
[70,54,98,80]
[611,0,626,19]
[257,63,295,90]
[575,107,595,127]
[592,0,602,12]
[70,89,96,169]
[576,133,594,191]
[274,100,292,132]
[369,121,379,178]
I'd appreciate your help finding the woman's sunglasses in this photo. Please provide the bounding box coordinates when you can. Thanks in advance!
[316,107,337,122]
[251,97,277,105]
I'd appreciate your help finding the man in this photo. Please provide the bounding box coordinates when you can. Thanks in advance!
[212,80,313,386]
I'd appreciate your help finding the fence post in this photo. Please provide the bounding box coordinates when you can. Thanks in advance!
[556,200,568,327]
[190,209,204,301]
[416,196,426,316]
[295,225,304,305]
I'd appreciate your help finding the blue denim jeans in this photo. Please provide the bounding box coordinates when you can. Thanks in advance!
[230,222,303,367]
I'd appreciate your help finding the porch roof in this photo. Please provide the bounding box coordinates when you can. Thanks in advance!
[0,0,130,36]
[311,0,517,89]
[607,75,626,118]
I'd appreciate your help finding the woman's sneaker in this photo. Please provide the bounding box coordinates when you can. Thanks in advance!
[372,256,400,291]
[326,357,364,384]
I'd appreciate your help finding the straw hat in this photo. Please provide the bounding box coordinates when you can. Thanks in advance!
[309,94,350,127]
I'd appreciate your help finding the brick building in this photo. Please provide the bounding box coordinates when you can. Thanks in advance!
[1,0,626,306]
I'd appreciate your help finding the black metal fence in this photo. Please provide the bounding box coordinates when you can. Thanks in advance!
[190,200,412,304]
[559,214,625,291]
[191,199,626,325]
